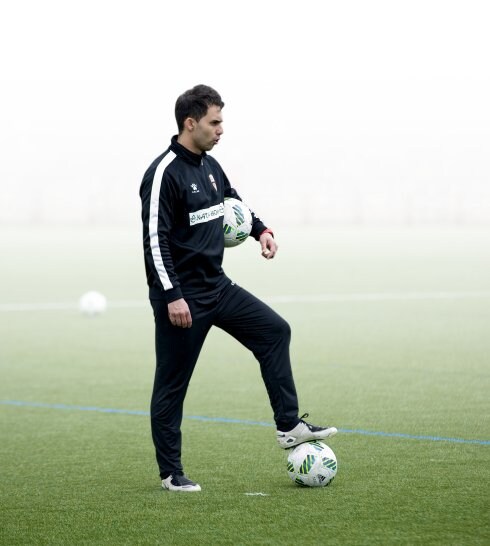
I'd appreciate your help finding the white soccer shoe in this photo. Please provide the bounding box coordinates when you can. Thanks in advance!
[162,474,201,492]
[277,413,338,449]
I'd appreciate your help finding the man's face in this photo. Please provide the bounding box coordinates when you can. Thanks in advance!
[190,105,223,153]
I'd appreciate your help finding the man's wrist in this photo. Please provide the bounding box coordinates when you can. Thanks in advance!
[260,228,274,238]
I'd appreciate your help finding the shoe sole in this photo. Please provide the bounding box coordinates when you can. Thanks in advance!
[162,482,201,492]
[277,427,338,449]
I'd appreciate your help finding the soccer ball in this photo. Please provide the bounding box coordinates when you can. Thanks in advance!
[286,441,338,487]
[79,291,107,316]
[223,198,253,247]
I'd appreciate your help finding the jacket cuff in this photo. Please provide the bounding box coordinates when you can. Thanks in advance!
[164,287,183,304]
[251,220,267,241]
[259,228,274,238]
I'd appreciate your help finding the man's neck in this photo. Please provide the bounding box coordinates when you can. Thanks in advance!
[177,134,201,155]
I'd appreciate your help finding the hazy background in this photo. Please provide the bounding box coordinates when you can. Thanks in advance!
[1,0,489,229]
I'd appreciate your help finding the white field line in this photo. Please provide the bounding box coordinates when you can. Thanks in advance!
[267,291,490,303]
[0,300,148,312]
[1,291,490,312]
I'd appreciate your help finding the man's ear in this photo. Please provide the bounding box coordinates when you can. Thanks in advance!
[185,118,195,132]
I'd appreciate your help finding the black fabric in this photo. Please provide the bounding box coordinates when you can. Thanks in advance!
[150,282,299,478]
[140,137,268,304]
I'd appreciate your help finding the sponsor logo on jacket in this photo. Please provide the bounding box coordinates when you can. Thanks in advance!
[189,203,224,226]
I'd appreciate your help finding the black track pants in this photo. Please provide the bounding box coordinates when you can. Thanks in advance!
[150,281,299,478]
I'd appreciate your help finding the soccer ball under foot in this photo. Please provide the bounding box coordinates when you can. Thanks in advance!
[286,441,338,487]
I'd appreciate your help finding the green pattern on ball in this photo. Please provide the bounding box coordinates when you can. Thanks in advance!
[232,205,245,225]
[322,457,337,471]
[235,231,249,241]
[309,441,325,451]
[295,476,307,486]
[299,454,316,474]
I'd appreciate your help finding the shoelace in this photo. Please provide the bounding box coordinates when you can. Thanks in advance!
[300,413,326,432]
[299,412,314,430]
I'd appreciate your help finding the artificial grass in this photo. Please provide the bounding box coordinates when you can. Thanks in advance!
[1,227,489,544]
[1,406,488,545]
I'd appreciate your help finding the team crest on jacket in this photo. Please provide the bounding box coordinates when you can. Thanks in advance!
[190,183,199,193]
[208,174,217,191]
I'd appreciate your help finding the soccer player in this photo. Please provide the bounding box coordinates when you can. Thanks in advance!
[140,85,337,492]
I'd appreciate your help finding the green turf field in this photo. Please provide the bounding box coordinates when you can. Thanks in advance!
[1,226,489,545]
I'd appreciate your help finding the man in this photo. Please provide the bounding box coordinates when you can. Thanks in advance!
[140,84,337,492]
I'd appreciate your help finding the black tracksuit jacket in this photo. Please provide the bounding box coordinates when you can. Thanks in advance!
[140,136,268,303]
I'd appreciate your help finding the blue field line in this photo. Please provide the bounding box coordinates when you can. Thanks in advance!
[0,400,150,416]
[1,399,489,446]
[339,428,490,445]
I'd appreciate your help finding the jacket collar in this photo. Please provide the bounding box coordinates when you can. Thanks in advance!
[170,135,205,166]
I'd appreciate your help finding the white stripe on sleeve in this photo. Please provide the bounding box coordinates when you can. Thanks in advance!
[149,151,177,291]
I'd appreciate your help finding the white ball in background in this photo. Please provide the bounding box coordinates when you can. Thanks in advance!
[79,291,107,316]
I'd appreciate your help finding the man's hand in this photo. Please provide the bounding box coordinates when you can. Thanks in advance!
[168,298,192,328]
[259,232,278,260]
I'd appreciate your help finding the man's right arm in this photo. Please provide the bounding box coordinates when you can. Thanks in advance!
[141,164,184,302]
[152,173,193,327]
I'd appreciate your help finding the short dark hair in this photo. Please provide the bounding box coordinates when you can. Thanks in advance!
[175,84,224,133]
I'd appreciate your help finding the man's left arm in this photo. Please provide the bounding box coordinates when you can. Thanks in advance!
[221,165,278,259]
[259,229,278,260]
